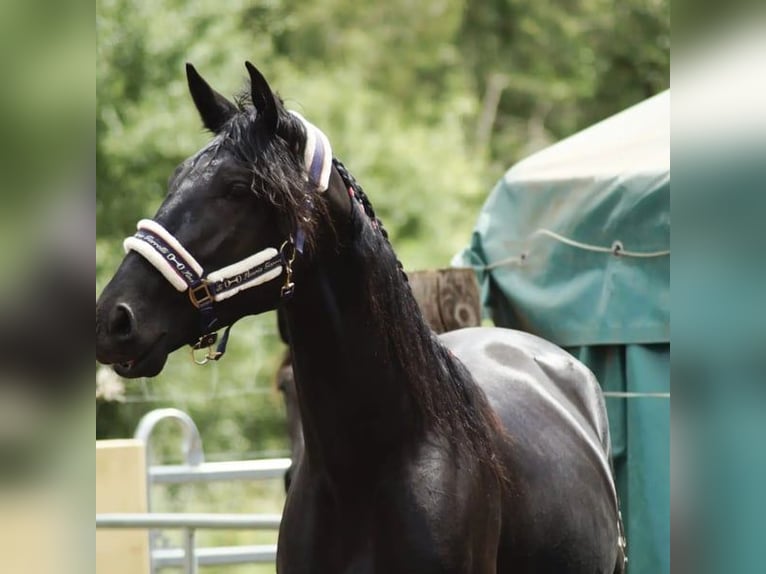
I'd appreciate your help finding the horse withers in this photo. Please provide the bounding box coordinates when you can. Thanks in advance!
[95,62,626,573]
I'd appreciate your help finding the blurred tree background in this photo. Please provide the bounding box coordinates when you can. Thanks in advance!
[96,0,668,460]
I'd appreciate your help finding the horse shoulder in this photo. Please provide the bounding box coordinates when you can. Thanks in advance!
[278,445,501,574]
[371,435,502,573]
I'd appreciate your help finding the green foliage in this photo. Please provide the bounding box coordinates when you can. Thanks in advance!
[96,0,668,460]
[460,0,669,170]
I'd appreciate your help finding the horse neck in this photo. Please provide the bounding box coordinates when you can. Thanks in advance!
[283,212,440,478]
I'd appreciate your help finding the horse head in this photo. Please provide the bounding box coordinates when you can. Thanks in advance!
[96,63,347,377]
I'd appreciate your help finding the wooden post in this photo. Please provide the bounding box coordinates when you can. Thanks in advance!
[96,439,150,574]
[408,268,482,334]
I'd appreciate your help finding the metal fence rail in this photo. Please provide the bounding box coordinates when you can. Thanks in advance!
[96,513,281,574]
[97,513,282,530]
[149,458,291,484]
[153,545,277,568]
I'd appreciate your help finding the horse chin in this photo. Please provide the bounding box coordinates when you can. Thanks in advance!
[111,339,169,379]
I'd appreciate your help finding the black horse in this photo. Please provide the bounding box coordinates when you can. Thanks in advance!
[96,62,625,573]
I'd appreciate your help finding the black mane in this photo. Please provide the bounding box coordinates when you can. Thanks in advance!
[336,162,505,481]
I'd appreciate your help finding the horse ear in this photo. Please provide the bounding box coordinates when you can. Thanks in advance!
[245,61,278,134]
[186,63,237,133]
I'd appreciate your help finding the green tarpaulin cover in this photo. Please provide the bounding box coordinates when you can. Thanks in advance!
[456,91,670,574]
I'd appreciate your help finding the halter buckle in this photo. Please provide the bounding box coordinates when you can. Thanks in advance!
[192,332,218,350]
[189,281,214,308]
[281,282,295,298]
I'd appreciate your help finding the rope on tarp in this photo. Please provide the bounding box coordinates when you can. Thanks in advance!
[474,228,670,271]
[480,255,524,271]
[534,229,671,258]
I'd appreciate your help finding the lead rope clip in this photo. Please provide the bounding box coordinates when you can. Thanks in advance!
[190,325,232,365]
[280,237,297,299]
[191,345,220,365]
[191,331,218,365]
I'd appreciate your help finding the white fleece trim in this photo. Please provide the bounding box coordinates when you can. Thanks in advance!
[314,127,333,191]
[206,247,279,282]
[212,266,283,302]
[288,110,333,191]
[136,219,204,276]
[301,115,318,175]
[123,237,189,292]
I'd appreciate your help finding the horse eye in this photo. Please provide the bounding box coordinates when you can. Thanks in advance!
[225,183,252,200]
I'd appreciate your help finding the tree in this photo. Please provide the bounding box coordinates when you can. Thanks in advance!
[460,0,669,167]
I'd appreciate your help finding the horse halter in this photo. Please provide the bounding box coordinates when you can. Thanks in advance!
[122,111,333,364]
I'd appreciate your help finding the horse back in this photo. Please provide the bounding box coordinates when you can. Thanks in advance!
[441,327,621,573]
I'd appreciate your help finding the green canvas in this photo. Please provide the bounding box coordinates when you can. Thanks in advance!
[456,92,670,574]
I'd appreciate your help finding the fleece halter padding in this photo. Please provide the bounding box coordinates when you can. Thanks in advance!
[123,219,205,293]
[290,110,333,193]
[123,220,284,304]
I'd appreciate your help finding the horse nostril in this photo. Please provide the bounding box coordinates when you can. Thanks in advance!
[109,303,136,339]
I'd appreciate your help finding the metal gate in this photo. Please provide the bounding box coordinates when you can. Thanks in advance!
[96,408,289,573]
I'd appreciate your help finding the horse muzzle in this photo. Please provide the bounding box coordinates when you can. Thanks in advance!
[96,300,170,378]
